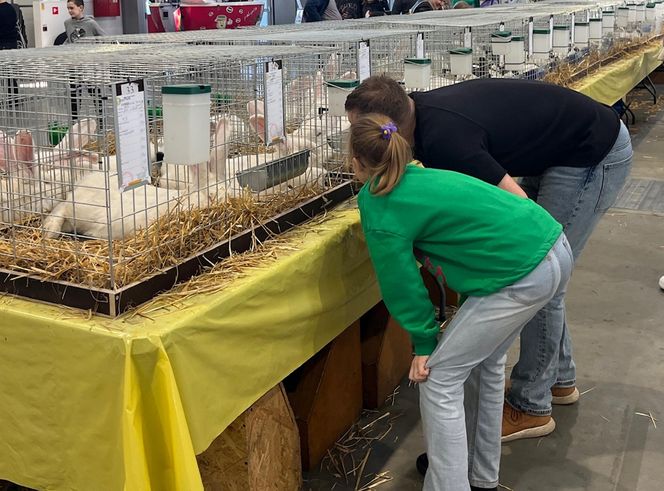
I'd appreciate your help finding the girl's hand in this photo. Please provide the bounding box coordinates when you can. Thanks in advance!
[409,355,430,383]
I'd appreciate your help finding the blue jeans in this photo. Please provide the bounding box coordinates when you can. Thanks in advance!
[507,121,633,416]
[421,235,573,491]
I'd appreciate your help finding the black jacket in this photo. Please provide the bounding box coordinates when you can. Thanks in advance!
[303,0,329,22]
[304,0,362,20]
[391,0,434,14]
[363,0,391,17]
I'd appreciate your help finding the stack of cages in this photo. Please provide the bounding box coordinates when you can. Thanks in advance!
[0,43,354,316]
[371,8,556,85]
[540,0,656,68]
[79,24,441,94]
[85,27,430,161]
[208,20,445,93]
[167,28,428,152]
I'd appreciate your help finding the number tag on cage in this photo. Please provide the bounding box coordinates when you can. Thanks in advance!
[463,27,472,48]
[295,0,304,24]
[113,79,151,192]
[358,41,371,83]
[264,60,285,144]
[416,32,425,58]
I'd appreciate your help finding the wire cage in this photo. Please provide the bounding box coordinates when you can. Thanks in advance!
[0,44,354,316]
[370,10,549,84]
[77,25,437,92]
[181,28,427,85]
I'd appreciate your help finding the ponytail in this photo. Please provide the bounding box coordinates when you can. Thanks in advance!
[349,113,413,195]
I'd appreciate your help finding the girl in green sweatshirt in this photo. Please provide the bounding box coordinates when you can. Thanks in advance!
[350,114,574,491]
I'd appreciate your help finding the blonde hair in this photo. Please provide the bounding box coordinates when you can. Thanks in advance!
[349,113,413,195]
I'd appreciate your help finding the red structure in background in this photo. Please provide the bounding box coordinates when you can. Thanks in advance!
[147,1,263,32]
[93,0,121,17]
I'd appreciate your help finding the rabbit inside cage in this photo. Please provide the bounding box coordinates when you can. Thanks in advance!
[0,44,354,295]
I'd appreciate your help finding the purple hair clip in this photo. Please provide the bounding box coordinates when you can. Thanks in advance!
[381,121,398,140]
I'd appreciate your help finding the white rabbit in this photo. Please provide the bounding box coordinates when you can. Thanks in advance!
[288,70,354,144]
[239,109,328,193]
[41,161,214,240]
[52,119,97,157]
[41,119,230,240]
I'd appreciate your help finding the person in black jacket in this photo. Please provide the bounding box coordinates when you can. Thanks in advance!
[0,0,20,98]
[391,0,446,15]
[304,0,362,21]
[0,0,19,50]
[363,0,390,17]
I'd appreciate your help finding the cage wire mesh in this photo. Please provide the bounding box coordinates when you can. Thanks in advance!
[0,43,356,310]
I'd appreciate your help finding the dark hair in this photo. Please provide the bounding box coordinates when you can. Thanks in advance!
[349,113,412,195]
[344,75,411,128]
[68,0,85,7]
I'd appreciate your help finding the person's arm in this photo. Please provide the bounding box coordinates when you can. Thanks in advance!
[13,5,27,47]
[364,228,440,355]
[497,173,527,198]
[92,20,107,37]
[303,0,327,21]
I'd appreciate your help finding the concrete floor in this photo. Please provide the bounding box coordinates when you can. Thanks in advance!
[305,86,664,491]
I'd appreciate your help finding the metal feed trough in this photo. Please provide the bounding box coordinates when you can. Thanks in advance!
[0,43,354,316]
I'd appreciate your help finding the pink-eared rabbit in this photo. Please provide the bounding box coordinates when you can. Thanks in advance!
[287,70,353,144]
[41,123,227,240]
[52,118,97,156]
[41,161,216,240]
[1,129,99,226]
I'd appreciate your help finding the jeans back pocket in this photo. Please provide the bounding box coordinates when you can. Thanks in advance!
[595,159,632,213]
[506,255,556,306]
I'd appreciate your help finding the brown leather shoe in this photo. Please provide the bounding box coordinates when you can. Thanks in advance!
[551,386,580,405]
[501,404,556,443]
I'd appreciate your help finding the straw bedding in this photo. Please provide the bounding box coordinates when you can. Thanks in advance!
[0,186,322,290]
[544,35,664,88]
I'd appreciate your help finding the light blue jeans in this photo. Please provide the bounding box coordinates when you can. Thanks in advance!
[507,121,633,415]
[421,234,574,491]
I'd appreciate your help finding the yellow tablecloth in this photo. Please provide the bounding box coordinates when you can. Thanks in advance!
[574,43,663,106]
[0,206,380,491]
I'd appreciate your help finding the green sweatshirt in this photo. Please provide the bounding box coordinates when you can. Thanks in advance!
[358,164,562,355]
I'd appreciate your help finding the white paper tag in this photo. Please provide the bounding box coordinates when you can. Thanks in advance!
[295,8,304,24]
[264,60,285,144]
[464,27,472,48]
[528,19,534,55]
[358,41,371,82]
[113,80,151,192]
[416,32,425,58]
[549,16,554,49]
[570,13,576,44]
